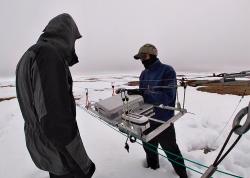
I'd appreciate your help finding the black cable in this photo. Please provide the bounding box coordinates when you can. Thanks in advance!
[213,126,242,167]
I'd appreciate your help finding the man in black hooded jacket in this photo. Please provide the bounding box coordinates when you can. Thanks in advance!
[16,13,95,178]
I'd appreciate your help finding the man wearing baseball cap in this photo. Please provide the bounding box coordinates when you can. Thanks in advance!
[134,44,188,178]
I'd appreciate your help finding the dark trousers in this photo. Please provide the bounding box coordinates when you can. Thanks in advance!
[143,123,188,178]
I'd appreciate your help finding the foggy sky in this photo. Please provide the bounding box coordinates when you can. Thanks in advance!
[1,0,249,77]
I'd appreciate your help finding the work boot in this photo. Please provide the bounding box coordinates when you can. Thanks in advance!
[180,176,188,178]
[142,159,160,170]
[178,170,188,178]
[150,164,160,170]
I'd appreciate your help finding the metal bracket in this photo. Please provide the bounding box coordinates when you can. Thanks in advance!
[115,108,187,142]
[142,109,187,142]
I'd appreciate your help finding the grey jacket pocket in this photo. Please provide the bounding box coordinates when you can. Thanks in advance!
[25,129,69,175]
[66,132,93,174]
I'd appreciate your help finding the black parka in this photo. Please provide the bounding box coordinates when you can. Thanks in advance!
[16,13,94,176]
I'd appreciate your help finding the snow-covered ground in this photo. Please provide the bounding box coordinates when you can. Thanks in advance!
[0,73,249,178]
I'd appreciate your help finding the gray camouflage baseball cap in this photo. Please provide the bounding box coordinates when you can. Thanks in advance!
[134,43,158,60]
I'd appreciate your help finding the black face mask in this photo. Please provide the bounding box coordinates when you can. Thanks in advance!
[141,58,158,69]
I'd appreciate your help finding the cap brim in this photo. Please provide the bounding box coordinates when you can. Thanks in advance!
[134,53,143,60]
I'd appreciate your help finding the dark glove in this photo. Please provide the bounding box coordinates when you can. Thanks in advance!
[115,88,126,94]
[127,89,143,95]
[115,88,142,95]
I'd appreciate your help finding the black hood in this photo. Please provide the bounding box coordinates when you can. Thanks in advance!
[37,13,82,66]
